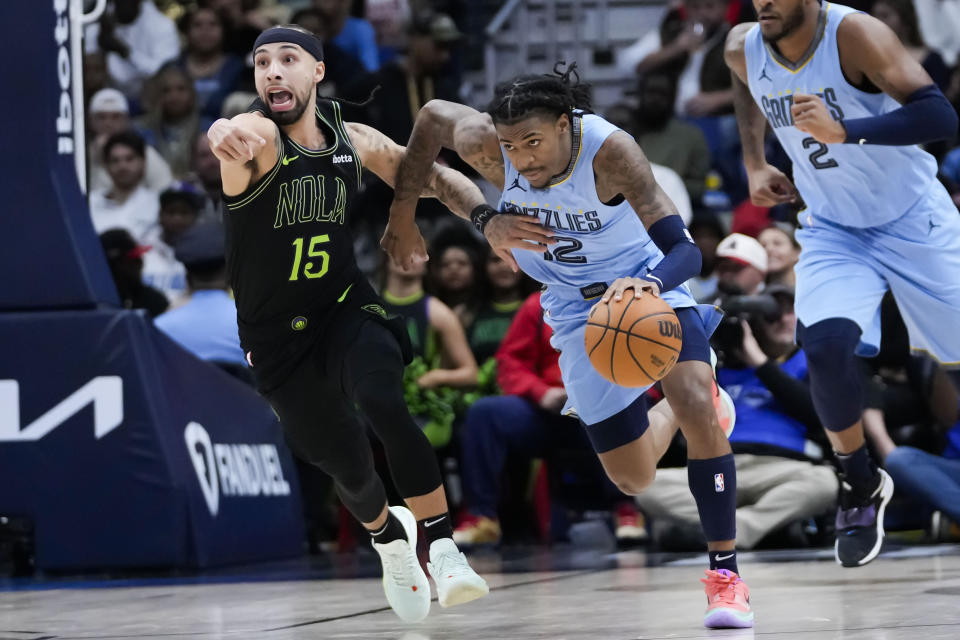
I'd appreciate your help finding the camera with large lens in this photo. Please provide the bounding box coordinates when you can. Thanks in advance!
[712,293,781,368]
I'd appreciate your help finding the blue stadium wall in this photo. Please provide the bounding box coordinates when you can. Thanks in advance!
[0,1,305,570]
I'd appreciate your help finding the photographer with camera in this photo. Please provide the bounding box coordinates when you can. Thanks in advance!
[638,249,838,549]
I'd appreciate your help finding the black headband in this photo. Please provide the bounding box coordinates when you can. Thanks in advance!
[253,27,324,62]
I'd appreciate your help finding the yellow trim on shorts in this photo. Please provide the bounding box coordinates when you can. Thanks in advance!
[909,346,960,367]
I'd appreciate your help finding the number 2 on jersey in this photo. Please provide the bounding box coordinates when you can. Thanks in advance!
[802,137,839,170]
[289,234,330,281]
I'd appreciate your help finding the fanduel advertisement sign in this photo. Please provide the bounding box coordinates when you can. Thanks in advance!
[184,421,292,517]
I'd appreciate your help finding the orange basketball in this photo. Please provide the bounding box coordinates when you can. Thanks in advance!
[585,294,683,387]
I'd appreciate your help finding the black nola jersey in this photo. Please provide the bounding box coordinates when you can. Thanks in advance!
[223,99,363,338]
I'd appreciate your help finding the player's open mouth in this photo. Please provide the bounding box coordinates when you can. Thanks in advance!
[268,89,295,111]
[758,14,778,25]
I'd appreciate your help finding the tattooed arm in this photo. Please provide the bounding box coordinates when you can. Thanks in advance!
[391,100,506,216]
[346,121,487,217]
[593,132,701,300]
[725,23,798,206]
[594,131,677,230]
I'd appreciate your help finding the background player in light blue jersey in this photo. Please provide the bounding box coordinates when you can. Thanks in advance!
[385,66,754,629]
[726,0,960,568]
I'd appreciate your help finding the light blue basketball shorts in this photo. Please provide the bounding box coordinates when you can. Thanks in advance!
[541,283,723,426]
[795,184,960,368]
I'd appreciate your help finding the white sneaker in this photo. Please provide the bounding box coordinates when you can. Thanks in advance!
[372,506,430,623]
[427,538,490,607]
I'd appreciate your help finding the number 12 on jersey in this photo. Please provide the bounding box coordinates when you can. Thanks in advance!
[543,236,587,264]
[289,234,330,281]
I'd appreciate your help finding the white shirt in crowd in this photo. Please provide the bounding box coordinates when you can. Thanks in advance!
[914,0,960,66]
[89,185,159,243]
[141,227,188,305]
[84,0,180,97]
[650,162,693,226]
[88,143,173,193]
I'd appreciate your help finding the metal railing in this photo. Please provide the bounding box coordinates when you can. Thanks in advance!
[481,0,666,97]
[70,0,108,194]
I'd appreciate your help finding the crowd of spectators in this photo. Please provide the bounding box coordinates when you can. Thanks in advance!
[83,0,960,551]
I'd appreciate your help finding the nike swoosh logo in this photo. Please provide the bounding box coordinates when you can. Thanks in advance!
[423,517,445,527]
[282,155,300,166]
[714,553,735,561]
[337,283,354,303]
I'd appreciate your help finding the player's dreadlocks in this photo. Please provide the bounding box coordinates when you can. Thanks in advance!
[486,62,593,125]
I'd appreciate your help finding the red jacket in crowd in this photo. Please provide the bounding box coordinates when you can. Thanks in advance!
[495,293,563,404]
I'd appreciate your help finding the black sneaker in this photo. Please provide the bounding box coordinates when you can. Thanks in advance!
[834,468,894,567]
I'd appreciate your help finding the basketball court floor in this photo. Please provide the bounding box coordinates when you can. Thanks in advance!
[2,544,959,639]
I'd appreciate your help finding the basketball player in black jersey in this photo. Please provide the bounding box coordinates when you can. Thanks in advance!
[206,25,488,623]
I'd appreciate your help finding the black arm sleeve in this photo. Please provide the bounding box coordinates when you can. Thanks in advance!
[754,360,821,430]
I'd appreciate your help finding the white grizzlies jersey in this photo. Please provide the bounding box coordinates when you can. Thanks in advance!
[744,2,938,228]
[498,113,672,300]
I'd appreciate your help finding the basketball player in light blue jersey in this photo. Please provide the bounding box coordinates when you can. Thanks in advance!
[726,0,960,568]
[385,65,754,629]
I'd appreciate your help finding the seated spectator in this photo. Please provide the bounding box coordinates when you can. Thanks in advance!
[687,214,725,302]
[177,7,246,122]
[100,228,169,317]
[83,52,110,105]
[872,0,950,89]
[715,232,768,296]
[454,292,578,545]
[638,286,839,549]
[617,0,732,117]
[84,0,180,100]
[204,0,275,57]
[338,11,463,230]
[89,131,161,242]
[291,7,366,95]
[314,0,381,72]
[633,73,712,205]
[342,11,463,145]
[87,88,173,193]
[856,293,960,536]
[758,225,800,288]
[428,225,485,327]
[381,256,478,447]
[189,133,223,221]
[141,182,205,304]
[913,0,960,67]
[137,66,209,179]
[865,408,960,538]
[154,222,246,369]
[455,293,644,546]
[467,252,538,367]
[365,0,412,65]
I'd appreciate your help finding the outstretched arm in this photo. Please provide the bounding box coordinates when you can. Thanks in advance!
[724,23,798,207]
[345,121,488,267]
[346,121,487,216]
[390,99,506,217]
[366,102,554,271]
[207,112,280,196]
[593,132,701,302]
